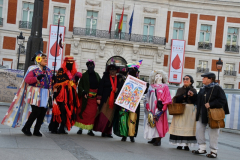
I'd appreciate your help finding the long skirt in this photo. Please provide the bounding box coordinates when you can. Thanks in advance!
[93,98,115,135]
[75,89,98,130]
[169,104,197,147]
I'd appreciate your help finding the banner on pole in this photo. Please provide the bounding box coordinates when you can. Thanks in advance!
[115,75,146,112]
[168,39,186,84]
[47,25,65,71]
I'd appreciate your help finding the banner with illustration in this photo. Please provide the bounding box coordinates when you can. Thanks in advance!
[115,75,146,112]
[168,39,186,84]
[47,25,65,71]
[0,69,24,103]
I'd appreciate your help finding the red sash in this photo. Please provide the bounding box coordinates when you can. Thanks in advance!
[109,75,117,109]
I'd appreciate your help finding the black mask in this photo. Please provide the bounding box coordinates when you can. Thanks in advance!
[128,68,137,77]
[66,63,73,71]
[88,65,95,73]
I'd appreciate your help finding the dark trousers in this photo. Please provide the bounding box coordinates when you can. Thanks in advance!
[24,105,47,131]
[49,102,66,132]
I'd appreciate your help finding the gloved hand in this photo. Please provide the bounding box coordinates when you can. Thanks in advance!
[52,74,57,83]
[82,91,88,98]
[37,74,45,81]
[53,92,58,100]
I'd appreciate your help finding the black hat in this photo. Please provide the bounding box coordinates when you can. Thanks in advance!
[201,72,216,78]
[106,58,120,72]
[86,60,95,66]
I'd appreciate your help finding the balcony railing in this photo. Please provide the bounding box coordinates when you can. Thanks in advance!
[0,18,3,26]
[198,42,212,50]
[73,27,166,45]
[197,67,209,73]
[224,70,237,76]
[19,21,32,29]
[225,45,239,53]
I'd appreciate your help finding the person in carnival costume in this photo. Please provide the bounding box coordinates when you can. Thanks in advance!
[93,58,123,138]
[49,56,82,134]
[113,60,147,142]
[75,60,101,136]
[144,70,172,146]
[2,51,53,137]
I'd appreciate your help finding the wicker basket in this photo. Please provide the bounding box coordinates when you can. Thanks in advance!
[168,98,186,115]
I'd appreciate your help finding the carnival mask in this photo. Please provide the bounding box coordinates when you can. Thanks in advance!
[155,74,163,84]
[66,62,73,71]
[87,65,95,73]
[128,68,137,77]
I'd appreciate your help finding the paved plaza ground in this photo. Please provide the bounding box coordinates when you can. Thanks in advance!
[0,105,240,160]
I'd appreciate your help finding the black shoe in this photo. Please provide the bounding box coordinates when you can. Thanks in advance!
[33,131,42,137]
[106,134,113,138]
[22,127,32,136]
[121,137,127,141]
[184,146,190,151]
[101,133,106,137]
[130,137,135,142]
[51,130,58,134]
[148,138,156,144]
[77,130,82,135]
[153,138,161,146]
[58,129,68,134]
[87,130,95,136]
[177,146,183,150]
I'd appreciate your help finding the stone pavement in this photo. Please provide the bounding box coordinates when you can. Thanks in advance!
[0,105,240,160]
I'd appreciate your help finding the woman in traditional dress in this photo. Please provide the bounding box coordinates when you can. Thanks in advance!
[49,56,82,134]
[1,51,52,137]
[144,70,172,146]
[75,60,101,136]
[93,59,123,137]
[169,75,197,150]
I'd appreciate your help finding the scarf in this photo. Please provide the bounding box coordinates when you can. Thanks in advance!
[109,75,117,109]
[203,82,219,88]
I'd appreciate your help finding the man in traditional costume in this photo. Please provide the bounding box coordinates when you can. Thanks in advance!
[49,56,82,134]
[113,60,146,142]
[75,60,101,136]
[93,59,123,137]
[2,51,52,137]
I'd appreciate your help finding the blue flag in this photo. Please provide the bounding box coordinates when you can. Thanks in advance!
[129,9,134,35]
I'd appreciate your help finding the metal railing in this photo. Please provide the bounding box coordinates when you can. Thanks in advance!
[73,27,166,45]
[225,45,239,53]
[224,70,237,76]
[0,18,3,26]
[198,42,212,50]
[197,67,209,73]
[19,21,32,29]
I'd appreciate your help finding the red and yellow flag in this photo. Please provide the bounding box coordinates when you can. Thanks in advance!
[118,7,124,33]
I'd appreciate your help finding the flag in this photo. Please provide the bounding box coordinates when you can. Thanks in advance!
[118,7,124,33]
[129,8,134,35]
[109,2,113,33]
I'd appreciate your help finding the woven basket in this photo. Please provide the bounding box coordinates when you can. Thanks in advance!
[168,98,185,115]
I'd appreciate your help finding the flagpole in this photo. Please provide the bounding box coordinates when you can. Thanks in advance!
[120,1,125,40]
[110,1,113,39]
[53,15,60,88]
[129,3,135,41]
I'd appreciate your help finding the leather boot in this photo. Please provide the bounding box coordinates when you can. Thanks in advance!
[153,138,161,146]
[121,136,127,141]
[87,130,95,136]
[130,136,135,142]
[33,130,42,137]
[22,127,32,136]
[148,138,156,144]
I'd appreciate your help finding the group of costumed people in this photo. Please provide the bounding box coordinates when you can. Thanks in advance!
[1,50,230,158]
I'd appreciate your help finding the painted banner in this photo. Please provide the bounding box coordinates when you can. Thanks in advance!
[47,25,65,71]
[0,69,24,103]
[115,75,146,112]
[168,39,186,84]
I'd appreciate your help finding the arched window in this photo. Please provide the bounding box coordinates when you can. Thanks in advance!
[106,56,127,71]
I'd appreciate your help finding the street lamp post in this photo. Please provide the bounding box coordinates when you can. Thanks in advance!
[216,58,223,83]
[17,32,25,70]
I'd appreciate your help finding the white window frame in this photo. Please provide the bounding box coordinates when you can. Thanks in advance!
[225,63,235,71]
[224,84,234,89]
[53,7,66,26]
[143,17,155,36]
[86,10,98,30]
[200,24,211,42]
[198,60,208,69]
[22,2,34,22]
[227,27,238,46]
[0,0,3,18]
[173,22,185,40]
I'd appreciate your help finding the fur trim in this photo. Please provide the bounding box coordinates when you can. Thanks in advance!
[149,70,168,85]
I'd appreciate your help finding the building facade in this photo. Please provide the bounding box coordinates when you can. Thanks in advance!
[0,0,240,89]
